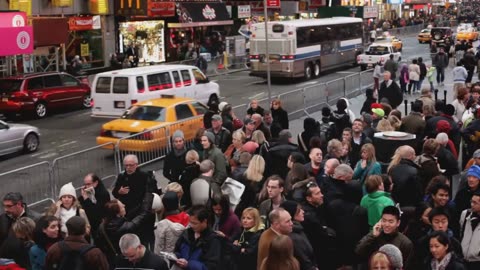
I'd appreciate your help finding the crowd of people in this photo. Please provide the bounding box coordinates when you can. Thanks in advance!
[1,62,480,270]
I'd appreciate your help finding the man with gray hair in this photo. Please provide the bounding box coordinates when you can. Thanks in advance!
[115,233,167,269]
[251,113,272,141]
[323,164,362,205]
[435,132,460,178]
[191,160,215,205]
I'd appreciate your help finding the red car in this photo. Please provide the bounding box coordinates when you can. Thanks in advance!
[0,72,91,119]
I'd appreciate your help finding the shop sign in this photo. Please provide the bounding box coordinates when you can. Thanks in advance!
[0,26,33,56]
[267,0,280,8]
[90,0,109,14]
[80,43,90,57]
[148,1,175,17]
[0,12,27,28]
[413,4,424,9]
[248,1,280,12]
[68,16,101,31]
[115,0,147,16]
[202,4,216,20]
[9,0,32,16]
[238,5,251,18]
[51,0,73,7]
[363,6,378,18]
[309,0,325,8]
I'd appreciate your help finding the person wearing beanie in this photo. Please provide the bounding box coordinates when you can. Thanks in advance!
[426,104,460,148]
[201,132,227,195]
[371,108,385,129]
[455,165,480,214]
[280,200,318,270]
[379,244,403,270]
[163,129,188,184]
[47,182,90,237]
[45,216,109,270]
[330,99,352,139]
[361,88,378,116]
[154,192,188,254]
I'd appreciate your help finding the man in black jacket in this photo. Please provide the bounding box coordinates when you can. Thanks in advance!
[116,233,168,270]
[265,130,301,179]
[163,130,188,183]
[378,71,403,109]
[79,173,111,238]
[349,119,372,168]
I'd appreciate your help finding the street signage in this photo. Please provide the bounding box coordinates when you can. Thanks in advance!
[267,0,280,8]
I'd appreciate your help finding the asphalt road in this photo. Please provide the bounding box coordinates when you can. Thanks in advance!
[0,34,432,176]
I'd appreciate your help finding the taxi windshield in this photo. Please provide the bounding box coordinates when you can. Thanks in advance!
[122,105,166,121]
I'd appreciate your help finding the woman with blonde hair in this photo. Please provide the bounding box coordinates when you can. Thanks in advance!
[353,143,382,189]
[225,130,247,172]
[252,130,270,157]
[387,115,401,131]
[11,217,36,268]
[236,155,266,216]
[232,207,265,270]
[368,251,394,270]
[260,234,300,270]
[47,182,90,237]
[376,118,395,132]
[423,104,436,121]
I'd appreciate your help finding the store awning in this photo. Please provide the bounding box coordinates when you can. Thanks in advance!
[168,2,233,28]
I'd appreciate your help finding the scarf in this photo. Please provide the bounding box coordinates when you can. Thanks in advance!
[430,252,452,270]
[59,207,77,234]
[174,148,187,157]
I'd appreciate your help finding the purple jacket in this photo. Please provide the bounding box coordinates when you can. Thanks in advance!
[218,210,241,240]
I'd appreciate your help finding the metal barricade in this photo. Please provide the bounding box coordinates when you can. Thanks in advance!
[233,103,249,122]
[344,73,361,97]
[303,83,327,113]
[52,143,118,193]
[359,70,375,92]
[325,78,345,104]
[278,88,304,116]
[0,161,53,206]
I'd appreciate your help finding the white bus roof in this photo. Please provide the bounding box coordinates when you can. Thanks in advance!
[95,64,196,76]
[252,17,362,28]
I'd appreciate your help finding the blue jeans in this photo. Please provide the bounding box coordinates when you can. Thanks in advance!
[417,79,424,91]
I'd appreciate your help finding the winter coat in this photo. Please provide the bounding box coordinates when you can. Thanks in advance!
[290,222,318,270]
[379,80,403,108]
[459,209,480,263]
[247,106,265,117]
[112,168,150,217]
[389,159,423,207]
[265,141,301,179]
[424,253,466,270]
[400,66,410,85]
[29,244,47,270]
[231,228,263,270]
[349,134,373,168]
[463,51,476,70]
[434,52,449,69]
[191,175,213,206]
[175,227,222,270]
[419,62,427,80]
[204,146,228,193]
[329,110,351,140]
[360,191,395,228]
[437,146,460,177]
[384,59,398,79]
[0,206,40,254]
[154,218,187,254]
[78,182,111,235]
[163,148,188,183]
[353,160,381,186]
[178,163,201,208]
[417,95,436,109]
[401,112,426,140]
[414,230,463,269]
[207,127,232,153]
[355,231,414,270]
[455,187,480,214]
[45,235,109,270]
[408,63,421,81]
[115,249,168,270]
[427,66,436,82]
[259,197,286,228]
[453,66,468,82]
[215,210,241,240]
[414,154,441,191]
[271,107,289,130]
[235,177,263,218]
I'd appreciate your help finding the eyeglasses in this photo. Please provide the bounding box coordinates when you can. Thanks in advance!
[124,163,137,167]
[306,182,317,189]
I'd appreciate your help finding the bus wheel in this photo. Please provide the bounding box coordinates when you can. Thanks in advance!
[304,63,313,80]
[313,62,321,77]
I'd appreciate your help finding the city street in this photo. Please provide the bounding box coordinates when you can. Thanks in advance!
[0,34,433,173]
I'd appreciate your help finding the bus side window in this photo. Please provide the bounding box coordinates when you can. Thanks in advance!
[136,76,145,93]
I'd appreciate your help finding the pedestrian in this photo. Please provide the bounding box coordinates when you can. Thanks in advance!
[247,99,265,117]
[196,54,208,74]
[399,64,409,94]
[424,231,467,270]
[45,216,109,270]
[384,54,398,80]
[408,59,421,94]
[360,88,378,116]
[163,130,188,183]
[330,99,351,140]
[434,47,449,86]
[360,175,395,229]
[353,143,382,188]
[116,233,168,269]
[427,65,436,91]
[463,48,476,83]
[29,216,62,270]
[202,131,228,194]
[232,207,265,270]
[10,217,35,269]
[378,71,403,109]
[453,61,468,99]
[210,194,241,240]
[373,61,384,91]
[259,235,299,270]
[207,114,232,153]
[418,57,427,90]
[190,159,215,206]
[271,99,289,130]
[459,189,480,270]
[368,251,394,270]
[78,173,110,239]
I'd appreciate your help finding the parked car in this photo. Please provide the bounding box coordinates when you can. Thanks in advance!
[97,95,206,152]
[0,72,92,119]
[418,28,432,43]
[0,120,40,156]
[357,43,401,71]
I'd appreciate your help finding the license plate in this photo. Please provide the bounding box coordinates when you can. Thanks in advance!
[1,98,7,102]
[113,131,130,138]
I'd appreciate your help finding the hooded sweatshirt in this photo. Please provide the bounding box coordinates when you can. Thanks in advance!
[360,191,395,228]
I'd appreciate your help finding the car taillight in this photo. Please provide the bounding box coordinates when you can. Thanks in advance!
[249,55,259,59]
[281,55,294,60]
[131,99,138,104]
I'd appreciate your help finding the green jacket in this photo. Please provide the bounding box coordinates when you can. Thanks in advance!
[360,191,394,228]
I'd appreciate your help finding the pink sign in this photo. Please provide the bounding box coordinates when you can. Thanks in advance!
[0,12,28,28]
[0,26,34,56]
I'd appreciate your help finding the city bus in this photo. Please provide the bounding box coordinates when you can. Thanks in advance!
[249,17,364,79]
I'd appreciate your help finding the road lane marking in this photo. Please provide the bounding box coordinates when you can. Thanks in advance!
[57,141,77,148]
[38,152,58,159]
[249,92,266,100]
[337,71,356,74]
[245,80,266,86]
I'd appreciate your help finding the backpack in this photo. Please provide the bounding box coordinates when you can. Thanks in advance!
[57,241,95,270]
[319,122,332,142]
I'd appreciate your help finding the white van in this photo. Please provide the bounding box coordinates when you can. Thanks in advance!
[91,64,220,117]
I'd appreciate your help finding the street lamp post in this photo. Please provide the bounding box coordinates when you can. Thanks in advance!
[263,0,272,106]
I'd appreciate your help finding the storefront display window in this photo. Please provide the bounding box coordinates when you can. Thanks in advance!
[119,21,165,63]
[73,30,104,69]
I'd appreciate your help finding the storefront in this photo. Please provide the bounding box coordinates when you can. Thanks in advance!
[118,20,166,63]
[68,16,105,68]
[403,0,431,18]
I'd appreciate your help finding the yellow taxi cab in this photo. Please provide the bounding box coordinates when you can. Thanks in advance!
[96,95,206,151]
[418,28,432,43]
[375,36,403,52]
[456,28,479,41]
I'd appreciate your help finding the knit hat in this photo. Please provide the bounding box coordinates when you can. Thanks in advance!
[362,113,373,125]
[162,191,179,212]
[371,103,383,109]
[211,114,222,121]
[152,193,164,212]
[379,244,403,269]
[172,130,185,141]
[467,165,480,179]
[372,108,385,118]
[280,200,299,219]
[473,149,480,159]
[59,182,77,199]
[203,131,215,144]
[242,141,259,154]
[66,216,86,236]
[436,120,451,133]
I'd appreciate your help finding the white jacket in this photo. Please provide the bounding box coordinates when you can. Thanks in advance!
[408,64,420,81]
[154,219,186,254]
[460,209,480,262]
